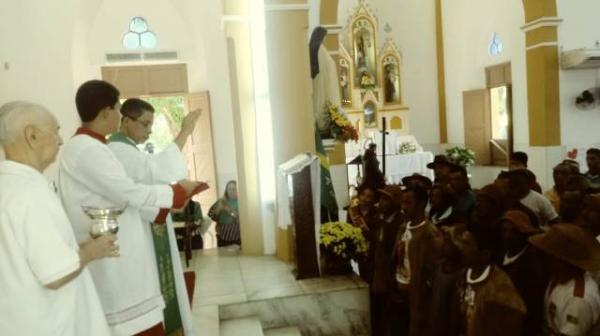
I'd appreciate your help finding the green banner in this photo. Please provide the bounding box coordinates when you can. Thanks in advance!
[314,127,339,216]
[152,224,184,336]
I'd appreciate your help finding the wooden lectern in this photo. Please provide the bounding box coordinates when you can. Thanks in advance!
[279,154,321,280]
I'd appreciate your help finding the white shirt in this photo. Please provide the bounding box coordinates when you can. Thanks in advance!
[108,138,196,336]
[0,161,110,336]
[521,190,559,225]
[545,273,600,336]
[58,134,180,335]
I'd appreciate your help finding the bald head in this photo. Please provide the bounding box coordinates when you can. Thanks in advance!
[0,101,62,171]
[0,101,54,146]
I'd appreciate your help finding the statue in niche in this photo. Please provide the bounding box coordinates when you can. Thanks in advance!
[364,101,377,128]
[339,64,351,105]
[353,19,377,87]
[310,26,343,136]
[384,63,399,103]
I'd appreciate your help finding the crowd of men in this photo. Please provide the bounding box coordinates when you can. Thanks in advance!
[348,149,600,336]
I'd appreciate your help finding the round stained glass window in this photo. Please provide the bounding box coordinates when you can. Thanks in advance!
[122,17,157,50]
[123,32,140,49]
[130,17,148,34]
[140,31,157,49]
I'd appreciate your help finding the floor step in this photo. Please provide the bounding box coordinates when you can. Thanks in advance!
[264,326,302,336]
[220,317,264,336]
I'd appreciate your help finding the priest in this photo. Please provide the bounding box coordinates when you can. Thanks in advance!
[0,101,117,335]
[108,97,204,335]
[58,80,203,336]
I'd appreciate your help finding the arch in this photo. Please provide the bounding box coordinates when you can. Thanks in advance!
[318,0,560,146]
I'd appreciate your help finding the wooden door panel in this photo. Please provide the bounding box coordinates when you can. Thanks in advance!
[184,92,218,209]
[463,89,491,165]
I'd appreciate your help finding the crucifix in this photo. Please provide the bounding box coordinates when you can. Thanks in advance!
[380,116,389,177]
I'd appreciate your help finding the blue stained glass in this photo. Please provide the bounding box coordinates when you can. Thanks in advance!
[130,17,148,33]
[123,32,140,49]
[140,31,157,49]
[489,32,503,56]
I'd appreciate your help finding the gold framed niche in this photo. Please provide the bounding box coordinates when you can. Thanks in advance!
[379,39,403,105]
[338,44,353,107]
[349,3,378,88]
[363,100,378,129]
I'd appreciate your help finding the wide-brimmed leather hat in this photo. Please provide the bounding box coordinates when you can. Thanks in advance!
[529,224,600,272]
[501,210,540,235]
[427,155,455,169]
[402,173,433,190]
[378,185,403,205]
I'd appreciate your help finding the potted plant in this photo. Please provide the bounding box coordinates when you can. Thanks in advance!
[319,221,368,275]
[445,146,475,167]
[323,102,359,143]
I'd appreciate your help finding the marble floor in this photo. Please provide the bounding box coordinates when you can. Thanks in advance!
[183,248,368,335]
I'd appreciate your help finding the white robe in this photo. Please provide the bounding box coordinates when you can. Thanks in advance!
[0,160,110,336]
[108,138,196,336]
[58,134,181,336]
[312,45,343,132]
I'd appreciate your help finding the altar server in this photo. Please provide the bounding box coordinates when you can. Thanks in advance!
[0,101,117,335]
[58,80,202,336]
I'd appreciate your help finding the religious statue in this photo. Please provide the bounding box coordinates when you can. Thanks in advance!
[384,64,396,103]
[310,26,344,136]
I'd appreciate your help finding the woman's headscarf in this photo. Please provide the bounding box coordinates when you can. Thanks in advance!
[309,26,328,79]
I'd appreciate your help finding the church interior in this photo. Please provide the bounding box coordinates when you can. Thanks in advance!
[2,0,600,335]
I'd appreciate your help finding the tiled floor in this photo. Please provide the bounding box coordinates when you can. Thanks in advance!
[183,248,367,335]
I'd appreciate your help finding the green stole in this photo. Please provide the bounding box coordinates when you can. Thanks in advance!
[108,133,184,336]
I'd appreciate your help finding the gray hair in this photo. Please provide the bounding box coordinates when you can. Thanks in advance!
[0,101,51,145]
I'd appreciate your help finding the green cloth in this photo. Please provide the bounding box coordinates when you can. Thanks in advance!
[107,132,184,335]
[315,127,339,218]
[209,199,238,225]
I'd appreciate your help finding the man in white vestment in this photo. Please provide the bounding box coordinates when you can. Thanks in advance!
[58,80,203,336]
[0,101,117,335]
[107,98,204,335]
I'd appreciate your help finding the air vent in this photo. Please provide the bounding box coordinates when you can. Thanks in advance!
[105,51,178,63]
[144,51,178,60]
[561,48,600,70]
[106,53,142,62]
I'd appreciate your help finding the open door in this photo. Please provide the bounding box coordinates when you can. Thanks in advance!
[183,92,218,211]
[463,89,491,165]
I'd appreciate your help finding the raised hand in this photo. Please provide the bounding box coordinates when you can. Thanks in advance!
[181,108,202,135]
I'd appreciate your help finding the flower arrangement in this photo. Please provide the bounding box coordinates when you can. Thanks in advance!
[446,146,475,167]
[320,221,368,260]
[398,141,417,154]
[325,102,359,143]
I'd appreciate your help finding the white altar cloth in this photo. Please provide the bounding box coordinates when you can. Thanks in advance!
[347,152,434,186]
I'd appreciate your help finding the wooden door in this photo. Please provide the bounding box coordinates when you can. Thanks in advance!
[463,89,491,165]
[183,92,218,211]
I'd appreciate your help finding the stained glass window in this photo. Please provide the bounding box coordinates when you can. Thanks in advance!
[123,17,157,50]
[489,32,503,56]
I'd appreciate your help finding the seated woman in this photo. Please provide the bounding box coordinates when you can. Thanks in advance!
[208,181,241,247]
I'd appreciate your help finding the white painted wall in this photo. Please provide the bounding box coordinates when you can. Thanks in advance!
[337,0,440,147]
[557,0,600,152]
[0,0,79,178]
[441,0,528,148]
[1,0,238,192]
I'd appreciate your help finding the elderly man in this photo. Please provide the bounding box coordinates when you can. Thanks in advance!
[107,98,204,335]
[58,80,203,336]
[0,101,117,335]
